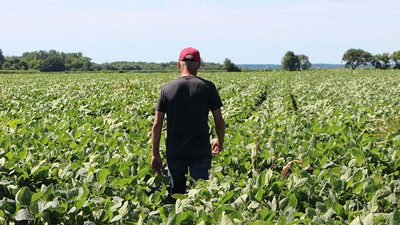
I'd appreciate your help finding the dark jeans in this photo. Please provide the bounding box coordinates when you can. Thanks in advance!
[167,156,211,194]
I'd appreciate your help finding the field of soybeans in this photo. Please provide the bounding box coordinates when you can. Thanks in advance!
[0,69,399,224]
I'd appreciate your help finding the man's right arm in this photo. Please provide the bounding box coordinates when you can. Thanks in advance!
[211,108,225,154]
[151,110,165,174]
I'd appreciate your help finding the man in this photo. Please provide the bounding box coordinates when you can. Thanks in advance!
[151,47,225,194]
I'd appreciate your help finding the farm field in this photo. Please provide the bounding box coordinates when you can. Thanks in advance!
[0,70,400,224]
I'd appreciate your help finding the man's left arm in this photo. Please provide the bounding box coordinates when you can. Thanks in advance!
[212,108,225,154]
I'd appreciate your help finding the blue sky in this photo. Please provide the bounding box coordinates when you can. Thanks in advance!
[1,0,399,64]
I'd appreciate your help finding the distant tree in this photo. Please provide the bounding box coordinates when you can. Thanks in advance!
[297,54,312,70]
[2,61,11,70]
[40,55,66,72]
[101,63,118,71]
[390,50,400,69]
[281,51,300,71]
[26,60,41,70]
[67,58,84,71]
[83,60,92,71]
[90,63,102,71]
[371,53,391,70]
[0,49,5,68]
[17,60,29,70]
[342,49,372,70]
[22,51,45,69]
[21,50,93,71]
[63,52,92,71]
[3,57,26,70]
[222,58,241,72]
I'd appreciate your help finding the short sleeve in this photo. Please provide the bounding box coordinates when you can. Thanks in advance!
[156,88,167,113]
[209,83,223,111]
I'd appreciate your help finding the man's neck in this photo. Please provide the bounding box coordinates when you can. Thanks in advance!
[180,68,197,76]
[181,73,196,77]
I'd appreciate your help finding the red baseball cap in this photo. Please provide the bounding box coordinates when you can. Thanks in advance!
[179,47,201,62]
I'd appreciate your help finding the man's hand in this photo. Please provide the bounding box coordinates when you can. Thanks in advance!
[151,155,163,174]
[211,108,225,155]
[212,139,223,154]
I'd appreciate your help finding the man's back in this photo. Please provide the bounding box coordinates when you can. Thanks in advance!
[151,47,225,194]
[157,75,222,161]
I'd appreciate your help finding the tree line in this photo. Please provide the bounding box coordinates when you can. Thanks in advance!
[280,49,400,71]
[0,49,223,72]
[0,49,96,72]
[0,48,306,73]
[2,48,400,72]
[342,49,400,70]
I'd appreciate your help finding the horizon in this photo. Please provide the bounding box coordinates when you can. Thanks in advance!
[1,0,399,65]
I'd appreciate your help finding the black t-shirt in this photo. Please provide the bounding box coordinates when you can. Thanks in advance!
[156,75,223,161]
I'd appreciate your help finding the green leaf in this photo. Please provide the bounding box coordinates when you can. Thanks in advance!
[257,208,273,221]
[66,188,80,200]
[332,179,343,192]
[110,215,122,223]
[15,209,34,221]
[374,189,390,200]
[40,135,49,145]
[219,190,234,204]
[289,193,297,209]
[320,155,328,167]
[198,188,211,201]
[29,201,40,215]
[256,170,266,187]
[16,187,32,205]
[221,213,234,225]
[394,210,400,222]
[17,149,28,161]
[293,178,308,189]
[69,141,78,148]
[137,168,149,178]
[352,181,365,194]
[305,208,317,219]
[374,215,386,224]
[167,212,189,225]
[43,183,55,201]
[277,214,287,225]
[355,154,364,166]
[0,198,17,214]
[349,216,361,225]
[248,222,270,225]
[0,179,12,186]
[288,219,312,225]
[255,188,266,202]
[75,198,86,211]
[332,202,344,216]
[73,128,83,139]
[353,170,363,182]
[171,193,187,200]
[75,187,88,210]
[117,177,134,187]
[97,168,109,184]
[31,192,43,203]
[362,213,374,224]
[103,209,114,223]
[6,118,23,129]
[118,201,129,217]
